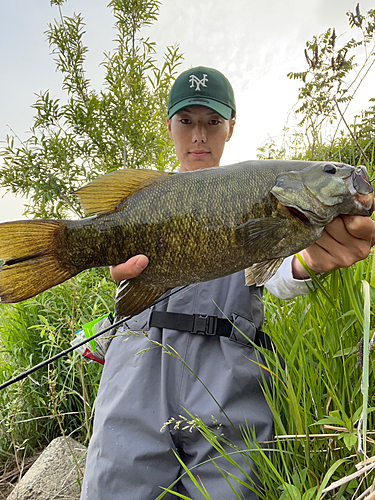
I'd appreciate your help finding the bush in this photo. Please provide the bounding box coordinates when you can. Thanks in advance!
[0,268,115,466]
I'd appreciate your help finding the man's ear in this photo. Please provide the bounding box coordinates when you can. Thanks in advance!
[226,118,235,142]
[167,118,172,139]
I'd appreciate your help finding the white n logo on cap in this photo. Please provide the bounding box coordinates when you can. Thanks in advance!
[189,74,208,91]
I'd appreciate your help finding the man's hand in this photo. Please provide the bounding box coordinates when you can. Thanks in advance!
[110,255,149,281]
[292,215,375,280]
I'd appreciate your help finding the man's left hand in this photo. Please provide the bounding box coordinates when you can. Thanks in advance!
[292,215,375,280]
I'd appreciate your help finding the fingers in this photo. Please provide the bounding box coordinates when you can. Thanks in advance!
[341,215,375,245]
[292,216,374,279]
[110,255,149,281]
[292,243,333,279]
[324,216,373,265]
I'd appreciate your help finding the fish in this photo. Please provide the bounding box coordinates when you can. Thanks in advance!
[0,160,373,318]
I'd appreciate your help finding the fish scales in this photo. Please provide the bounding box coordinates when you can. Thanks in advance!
[62,163,293,283]
[0,160,373,317]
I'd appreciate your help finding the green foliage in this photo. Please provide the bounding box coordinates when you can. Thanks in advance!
[0,0,183,218]
[289,27,357,126]
[0,269,115,466]
[258,126,375,167]
[257,261,375,499]
[258,4,375,164]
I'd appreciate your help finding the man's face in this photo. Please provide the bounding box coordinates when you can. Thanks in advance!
[167,105,235,172]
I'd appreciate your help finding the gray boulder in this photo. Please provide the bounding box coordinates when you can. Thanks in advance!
[7,436,86,500]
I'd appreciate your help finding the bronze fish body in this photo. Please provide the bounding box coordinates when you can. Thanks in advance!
[0,160,373,317]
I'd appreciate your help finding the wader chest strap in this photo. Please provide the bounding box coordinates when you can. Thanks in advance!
[149,311,231,336]
[149,310,273,349]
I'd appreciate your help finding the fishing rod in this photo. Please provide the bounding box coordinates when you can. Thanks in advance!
[0,315,127,391]
[0,285,190,391]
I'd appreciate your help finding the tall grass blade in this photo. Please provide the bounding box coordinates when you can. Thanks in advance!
[359,280,371,457]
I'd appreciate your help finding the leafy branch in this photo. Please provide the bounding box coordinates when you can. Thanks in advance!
[1,0,183,219]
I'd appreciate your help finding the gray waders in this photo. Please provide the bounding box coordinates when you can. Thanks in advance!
[81,271,274,500]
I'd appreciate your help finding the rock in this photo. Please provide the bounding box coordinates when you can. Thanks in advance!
[6,436,86,500]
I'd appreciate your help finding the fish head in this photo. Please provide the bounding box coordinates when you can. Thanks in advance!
[271,162,374,227]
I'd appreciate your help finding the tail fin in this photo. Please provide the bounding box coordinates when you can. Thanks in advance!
[0,220,76,303]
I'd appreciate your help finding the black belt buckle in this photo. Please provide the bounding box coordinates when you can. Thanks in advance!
[192,314,217,335]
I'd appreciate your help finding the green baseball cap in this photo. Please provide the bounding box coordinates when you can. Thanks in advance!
[168,66,236,120]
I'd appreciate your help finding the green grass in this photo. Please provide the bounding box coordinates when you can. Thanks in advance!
[0,268,115,467]
[256,261,375,499]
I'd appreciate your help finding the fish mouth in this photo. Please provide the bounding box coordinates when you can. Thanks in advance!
[350,167,374,215]
[353,166,373,194]
[354,194,374,216]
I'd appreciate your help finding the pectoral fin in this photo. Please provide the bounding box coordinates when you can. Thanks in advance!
[115,278,170,318]
[236,217,289,286]
[235,217,289,253]
[245,258,284,286]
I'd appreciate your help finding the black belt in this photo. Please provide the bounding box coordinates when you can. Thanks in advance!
[149,310,273,349]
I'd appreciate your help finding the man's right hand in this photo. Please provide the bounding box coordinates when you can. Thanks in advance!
[110,255,149,281]
[291,215,375,280]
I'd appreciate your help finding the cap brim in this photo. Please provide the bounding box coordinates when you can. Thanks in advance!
[168,98,232,120]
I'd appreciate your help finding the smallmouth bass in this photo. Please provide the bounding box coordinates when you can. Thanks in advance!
[0,160,373,317]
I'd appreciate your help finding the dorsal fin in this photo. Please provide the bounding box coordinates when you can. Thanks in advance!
[74,168,171,215]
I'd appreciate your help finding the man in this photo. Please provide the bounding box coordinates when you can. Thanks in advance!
[81,67,375,499]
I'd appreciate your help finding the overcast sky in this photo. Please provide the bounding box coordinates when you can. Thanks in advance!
[1,0,374,221]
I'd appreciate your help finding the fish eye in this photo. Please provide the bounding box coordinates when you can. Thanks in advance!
[323,164,337,174]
